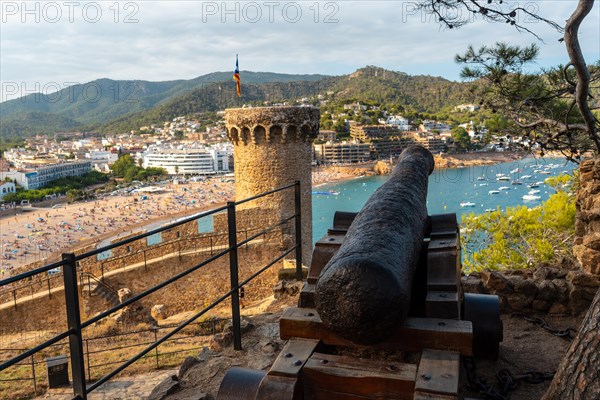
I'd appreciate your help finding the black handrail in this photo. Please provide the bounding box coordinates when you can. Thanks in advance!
[0,259,66,286]
[0,181,304,400]
[0,227,256,306]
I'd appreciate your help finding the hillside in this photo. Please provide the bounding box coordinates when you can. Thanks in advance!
[0,66,475,138]
[329,66,472,112]
[0,72,329,139]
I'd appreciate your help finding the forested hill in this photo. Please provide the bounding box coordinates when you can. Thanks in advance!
[328,66,473,112]
[0,71,328,139]
[0,66,474,138]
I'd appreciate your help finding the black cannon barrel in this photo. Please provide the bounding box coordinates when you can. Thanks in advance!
[314,145,434,344]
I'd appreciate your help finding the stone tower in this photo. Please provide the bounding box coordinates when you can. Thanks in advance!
[225,106,319,265]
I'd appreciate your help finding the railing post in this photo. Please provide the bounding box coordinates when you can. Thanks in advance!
[226,202,242,351]
[62,252,87,400]
[31,354,37,395]
[294,180,303,281]
[85,339,91,382]
[154,328,159,368]
[143,251,147,270]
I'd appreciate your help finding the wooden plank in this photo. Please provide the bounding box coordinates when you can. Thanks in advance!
[299,282,316,308]
[315,234,346,246]
[425,291,459,319]
[428,237,459,252]
[332,211,358,231]
[280,308,473,356]
[303,352,416,400]
[415,350,460,396]
[255,375,298,400]
[429,214,458,237]
[427,250,460,292]
[307,238,343,284]
[269,338,320,378]
[414,392,457,400]
[304,386,382,400]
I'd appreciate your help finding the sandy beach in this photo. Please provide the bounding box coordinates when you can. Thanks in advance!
[0,178,236,279]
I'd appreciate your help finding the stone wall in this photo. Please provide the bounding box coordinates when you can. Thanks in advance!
[462,262,599,315]
[574,158,600,274]
[225,106,319,266]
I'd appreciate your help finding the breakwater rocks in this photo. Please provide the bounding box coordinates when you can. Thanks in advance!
[462,263,599,315]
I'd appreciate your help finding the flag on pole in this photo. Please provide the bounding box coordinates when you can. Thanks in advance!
[233,55,241,97]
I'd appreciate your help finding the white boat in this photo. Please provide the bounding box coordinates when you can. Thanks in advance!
[499,186,510,191]
[485,209,495,213]
[511,181,523,185]
[527,183,539,188]
[510,168,521,174]
[460,201,476,207]
[497,176,510,181]
[522,194,541,201]
[528,189,541,195]
[489,190,500,195]
[521,175,532,179]
[479,183,489,186]
[477,176,486,181]
[312,190,340,196]
[496,173,506,177]
[539,171,551,175]
[535,181,544,186]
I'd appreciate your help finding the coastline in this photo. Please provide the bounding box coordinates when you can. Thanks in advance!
[0,151,544,276]
[313,151,533,184]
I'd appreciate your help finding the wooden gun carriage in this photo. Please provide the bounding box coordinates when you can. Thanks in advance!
[218,146,503,400]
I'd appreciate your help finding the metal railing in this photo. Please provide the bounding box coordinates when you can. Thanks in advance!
[0,225,266,307]
[1,316,229,396]
[0,181,303,399]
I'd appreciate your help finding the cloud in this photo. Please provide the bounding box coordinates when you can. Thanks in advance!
[1,0,598,99]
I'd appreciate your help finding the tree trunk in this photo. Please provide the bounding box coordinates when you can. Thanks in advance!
[542,287,600,399]
[563,0,600,153]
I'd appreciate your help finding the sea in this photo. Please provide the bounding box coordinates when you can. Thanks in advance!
[312,157,577,244]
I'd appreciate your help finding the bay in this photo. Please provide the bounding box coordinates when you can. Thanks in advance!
[312,157,577,244]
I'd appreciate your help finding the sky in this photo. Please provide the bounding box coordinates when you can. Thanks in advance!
[1,0,599,101]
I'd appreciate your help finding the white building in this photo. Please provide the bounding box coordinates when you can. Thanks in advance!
[0,161,92,190]
[85,150,119,164]
[0,182,16,200]
[143,146,231,175]
[385,116,411,131]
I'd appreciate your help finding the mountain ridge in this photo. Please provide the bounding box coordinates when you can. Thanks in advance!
[0,67,472,139]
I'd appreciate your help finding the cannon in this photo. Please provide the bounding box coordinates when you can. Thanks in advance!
[218,145,503,400]
[315,145,433,344]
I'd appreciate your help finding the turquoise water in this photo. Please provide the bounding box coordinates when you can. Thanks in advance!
[312,157,576,244]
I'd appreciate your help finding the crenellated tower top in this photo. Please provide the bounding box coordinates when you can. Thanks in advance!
[225,106,320,145]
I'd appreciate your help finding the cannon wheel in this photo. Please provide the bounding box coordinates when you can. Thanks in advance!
[217,367,266,400]
[463,293,503,360]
